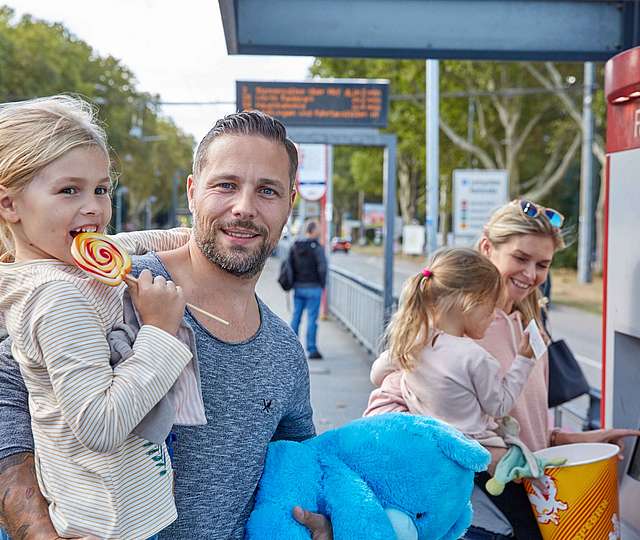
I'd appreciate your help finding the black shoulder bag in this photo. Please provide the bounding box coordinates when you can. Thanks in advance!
[543,308,590,408]
[277,250,295,292]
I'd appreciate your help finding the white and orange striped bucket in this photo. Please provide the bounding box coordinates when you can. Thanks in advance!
[523,443,620,540]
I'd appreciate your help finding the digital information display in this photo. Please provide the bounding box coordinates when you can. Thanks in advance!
[236,81,389,128]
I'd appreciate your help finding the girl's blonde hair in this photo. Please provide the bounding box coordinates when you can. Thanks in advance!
[481,200,565,328]
[387,247,502,370]
[0,95,109,262]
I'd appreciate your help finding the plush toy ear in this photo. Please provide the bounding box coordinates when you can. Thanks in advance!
[432,421,491,472]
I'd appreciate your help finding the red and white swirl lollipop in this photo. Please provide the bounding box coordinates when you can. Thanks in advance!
[71,232,228,325]
[71,232,131,287]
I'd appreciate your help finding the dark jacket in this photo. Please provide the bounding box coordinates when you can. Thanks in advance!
[290,238,327,289]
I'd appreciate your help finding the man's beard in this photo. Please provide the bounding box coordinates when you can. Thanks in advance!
[193,212,276,278]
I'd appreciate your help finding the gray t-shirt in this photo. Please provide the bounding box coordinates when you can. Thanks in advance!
[0,252,315,539]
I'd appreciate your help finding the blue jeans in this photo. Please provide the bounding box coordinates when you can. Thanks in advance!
[464,526,514,539]
[290,286,322,353]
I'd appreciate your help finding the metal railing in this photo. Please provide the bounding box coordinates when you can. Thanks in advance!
[327,266,395,354]
[327,265,601,429]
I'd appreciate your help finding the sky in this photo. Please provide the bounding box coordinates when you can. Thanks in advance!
[6,0,314,142]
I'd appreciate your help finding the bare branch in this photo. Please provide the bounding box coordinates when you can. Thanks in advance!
[523,63,581,123]
[520,135,568,190]
[511,111,544,160]
[524,133,581,200]
[439,118,497,169]
[475,98,488,138]
[474,99,504,166]
[544,63,582,125]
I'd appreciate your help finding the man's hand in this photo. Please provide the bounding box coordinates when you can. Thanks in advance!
[292,506,333,540]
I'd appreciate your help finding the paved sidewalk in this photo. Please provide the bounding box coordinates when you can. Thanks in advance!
[256,257,375,434]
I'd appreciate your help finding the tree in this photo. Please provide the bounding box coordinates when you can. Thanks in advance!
[309,57,593,268]
[523,62,606,272]
[310,58,427,225]
[0,7,195,228]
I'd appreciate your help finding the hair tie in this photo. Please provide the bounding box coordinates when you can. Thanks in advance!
[421,267,433,279]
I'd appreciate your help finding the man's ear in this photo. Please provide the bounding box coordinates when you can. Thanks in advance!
[186,174,196,214]
[289,188,297,210]
[0,186,20,224]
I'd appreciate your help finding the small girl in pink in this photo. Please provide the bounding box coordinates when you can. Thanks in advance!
[364,247,535,450]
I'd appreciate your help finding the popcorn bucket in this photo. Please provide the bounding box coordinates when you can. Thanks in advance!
[523,443,620,540]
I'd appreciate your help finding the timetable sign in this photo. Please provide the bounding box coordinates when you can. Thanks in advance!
[236,80,389,128]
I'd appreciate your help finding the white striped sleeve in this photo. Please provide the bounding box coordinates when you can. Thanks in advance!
[25,281,192,453]
[111,228,191,255]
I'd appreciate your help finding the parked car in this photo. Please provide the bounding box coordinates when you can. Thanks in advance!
[331,237,351,253]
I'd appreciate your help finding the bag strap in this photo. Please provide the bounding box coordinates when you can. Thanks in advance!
[540,302,554,341]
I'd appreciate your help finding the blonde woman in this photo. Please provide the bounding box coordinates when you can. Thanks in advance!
[466,200,640,540]
[0,96,194,539]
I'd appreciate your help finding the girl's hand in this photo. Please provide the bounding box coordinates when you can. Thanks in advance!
[125,269,186,336]
[555,429,640,459]
[518,331,534,359]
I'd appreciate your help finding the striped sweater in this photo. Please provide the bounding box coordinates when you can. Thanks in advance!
[0,229,192,539]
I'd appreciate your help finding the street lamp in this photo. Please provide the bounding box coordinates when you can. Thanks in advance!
[115,186,129,233]
[144,195,158,230]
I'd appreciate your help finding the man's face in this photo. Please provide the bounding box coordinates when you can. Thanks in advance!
[187,134,295,278]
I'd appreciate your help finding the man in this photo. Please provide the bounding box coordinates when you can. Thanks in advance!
[0,111,333,539]
[289,220,327,359]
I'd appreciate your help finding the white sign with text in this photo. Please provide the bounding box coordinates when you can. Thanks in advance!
[453,169,509,244]
[296,144,328,201]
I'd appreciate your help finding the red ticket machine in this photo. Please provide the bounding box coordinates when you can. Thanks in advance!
[604,46,640,538]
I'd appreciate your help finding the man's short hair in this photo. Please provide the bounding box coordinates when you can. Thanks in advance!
[193,110,298,191]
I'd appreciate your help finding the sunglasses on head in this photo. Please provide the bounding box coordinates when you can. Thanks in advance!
[518,200,564,228]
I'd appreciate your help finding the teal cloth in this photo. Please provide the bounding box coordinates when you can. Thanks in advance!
[485,416,566,496]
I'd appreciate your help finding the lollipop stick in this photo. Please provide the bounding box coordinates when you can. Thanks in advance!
[184,303,230,326]
[124,275,229,326]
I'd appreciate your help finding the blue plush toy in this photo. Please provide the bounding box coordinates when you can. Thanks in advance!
[245,413,491,540]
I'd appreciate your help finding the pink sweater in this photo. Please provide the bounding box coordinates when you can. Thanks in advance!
[476,310,549,451]
[365,310,549,451]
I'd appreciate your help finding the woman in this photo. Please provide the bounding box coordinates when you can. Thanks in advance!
[465,199,640,539]
[291,199,640,540]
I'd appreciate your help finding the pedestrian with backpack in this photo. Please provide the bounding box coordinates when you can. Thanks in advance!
[289,220,327,359]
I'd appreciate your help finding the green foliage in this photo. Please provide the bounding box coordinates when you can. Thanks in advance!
[308,57,605,270]
[0,7,194,227]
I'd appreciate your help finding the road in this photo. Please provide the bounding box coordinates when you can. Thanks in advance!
[330,251,603,387]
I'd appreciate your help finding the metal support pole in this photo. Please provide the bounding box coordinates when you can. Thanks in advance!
[426,60,440,255]
[115,186,128,233]
[383,135,397,324]
[325,145,334,256]
[144,196,156,230]
[321,145,333,319]
[578,62,595,284]
[171,173,179,228]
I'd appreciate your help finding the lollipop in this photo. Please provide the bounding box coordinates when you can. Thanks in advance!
[71,232,229,325]
[71,233,131,287]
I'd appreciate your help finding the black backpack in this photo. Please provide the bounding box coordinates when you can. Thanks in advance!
[277,251,295,291]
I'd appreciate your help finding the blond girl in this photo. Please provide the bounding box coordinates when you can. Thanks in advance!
[364,247,535,450]
[0,96,194,539]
